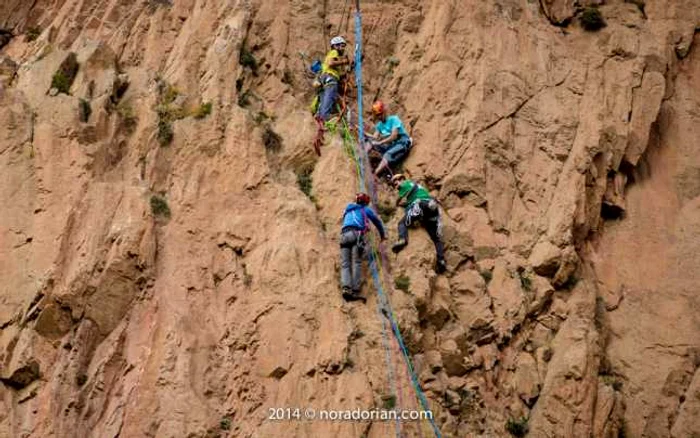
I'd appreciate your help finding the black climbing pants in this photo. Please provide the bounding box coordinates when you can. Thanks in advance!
[398,200,445,262]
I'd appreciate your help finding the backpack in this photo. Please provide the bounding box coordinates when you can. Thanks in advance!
[310,59,323,89]
[310,60,322,76]
[340,205,369,248]
[308,59,323,114]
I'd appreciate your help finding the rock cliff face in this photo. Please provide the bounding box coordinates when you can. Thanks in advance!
[1,1,699,437]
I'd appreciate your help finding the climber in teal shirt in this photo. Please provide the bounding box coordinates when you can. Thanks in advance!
[365,100,412,178]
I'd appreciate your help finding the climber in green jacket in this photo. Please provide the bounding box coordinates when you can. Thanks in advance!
[390,174,446,274]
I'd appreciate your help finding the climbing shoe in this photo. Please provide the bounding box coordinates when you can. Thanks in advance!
[353,292,367,304]
[435,259,447,274]
[342,289,366,303]
[391,239,407,254]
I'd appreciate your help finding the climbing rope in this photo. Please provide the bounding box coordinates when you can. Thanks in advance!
[351,2,442,437]
[337,110,403,438]
[316,2,441,436]
[366,233,436,438]
[340,114,436,438]
[353,4,369,193]
[336,0,352,37]
[376,275,403,438]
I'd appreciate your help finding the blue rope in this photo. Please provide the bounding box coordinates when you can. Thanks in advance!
[354,10,369,193]
[367,250,442,438]
[372,261,402,438]
[352,3,441,437]
[354,15,399,434]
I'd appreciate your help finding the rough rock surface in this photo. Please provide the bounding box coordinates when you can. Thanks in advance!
[1,1,699,437]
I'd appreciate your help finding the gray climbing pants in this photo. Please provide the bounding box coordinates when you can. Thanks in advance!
[339,228,365,292]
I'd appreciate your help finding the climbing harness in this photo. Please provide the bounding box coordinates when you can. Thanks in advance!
[312,77,351,156]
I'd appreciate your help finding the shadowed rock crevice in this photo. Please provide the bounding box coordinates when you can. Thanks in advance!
[0,360,40,390]
[0,28,12,49]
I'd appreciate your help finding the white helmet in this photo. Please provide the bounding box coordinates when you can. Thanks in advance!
[330,36,346,47]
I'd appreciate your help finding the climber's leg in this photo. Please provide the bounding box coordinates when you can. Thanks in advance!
[350,238,363,293]
[423,209,446,273]
[392,214,409,254]
[317,78,339,122]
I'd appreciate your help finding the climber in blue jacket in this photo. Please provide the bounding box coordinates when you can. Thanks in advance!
[339,193,386,302]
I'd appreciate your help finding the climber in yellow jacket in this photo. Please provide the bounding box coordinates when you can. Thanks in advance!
[316,36,351,122]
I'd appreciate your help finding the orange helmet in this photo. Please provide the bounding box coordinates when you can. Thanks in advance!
[355,192,371,205]
[371,100,386,117]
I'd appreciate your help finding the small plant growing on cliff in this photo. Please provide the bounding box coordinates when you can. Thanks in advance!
[580,7,606,31]
[237,90,251,108]
[262,125,282,152]
[157,118,173,146]
[296,167,314,200]
[25,27,41,42]
[192,102,212,119]
[253,111,271,124]
[394,274,411,293]
[386,56,400,73]
[480,269,493,284]
[239,48,258,75]
[162,83,179,105]
[117,102,138,132]
[381,394,397,410]
[150,0,172,6]
[505,416,529,437]
[601,374,623,391]
[51,72,71,94]
[117,102,135,119]
[79,99,92,123]
[154,79,187,137]
[50,52,79,95]
[219,416,232,430]
[150,195,171,218]
[519,272,532,291]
